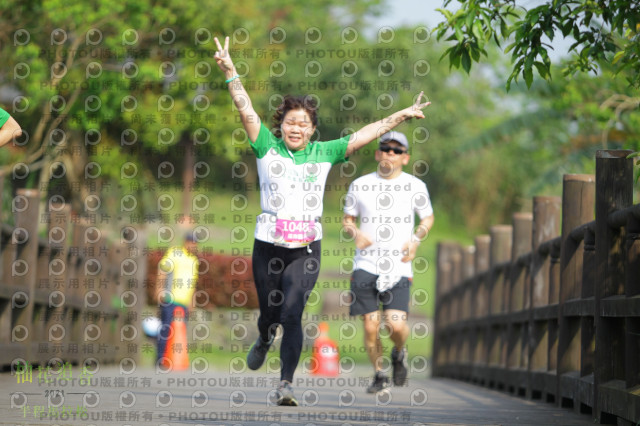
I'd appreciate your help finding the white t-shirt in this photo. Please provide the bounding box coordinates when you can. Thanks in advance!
[344,172,433,278]
[250,124,350,246]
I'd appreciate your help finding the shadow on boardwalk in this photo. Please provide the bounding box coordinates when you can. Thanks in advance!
[1,366,595,425]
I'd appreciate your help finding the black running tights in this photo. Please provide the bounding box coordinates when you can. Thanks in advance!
[251,239,321,382]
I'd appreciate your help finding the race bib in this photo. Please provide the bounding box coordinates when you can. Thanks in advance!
[273,215,317,248]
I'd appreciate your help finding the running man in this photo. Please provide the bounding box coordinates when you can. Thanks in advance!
[343,131,434,393]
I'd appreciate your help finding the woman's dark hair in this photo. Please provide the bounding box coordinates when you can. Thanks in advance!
[272,95,318,138]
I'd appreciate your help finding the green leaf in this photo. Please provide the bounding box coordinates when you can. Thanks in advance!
[525,52,534,71]
[455,26,464,42]
[500,17,508,36]
[524,66,533,88]
[470,45,481,61]
[436,8,454,21]
[612,50,625,65]
[533,61,549,79]
[451,47,461,68]
[466,10,475,31]
[461,49,472,73]
[472,20,484,41]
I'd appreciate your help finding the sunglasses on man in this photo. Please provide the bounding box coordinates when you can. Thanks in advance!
[379,145,407,155]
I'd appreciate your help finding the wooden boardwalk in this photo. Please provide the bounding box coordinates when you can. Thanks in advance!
[1,366,595,425]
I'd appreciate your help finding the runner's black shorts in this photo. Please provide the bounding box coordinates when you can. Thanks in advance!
[349,269,412,316]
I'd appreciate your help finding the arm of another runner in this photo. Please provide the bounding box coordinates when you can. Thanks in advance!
[345,92,430,157]
[214,36,261,142]
[342,214,374,250]
[401,214,434,263]
[156,268,169,304]
[0,114,22,148]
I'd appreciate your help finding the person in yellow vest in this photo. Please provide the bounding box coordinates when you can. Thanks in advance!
[155,232,199,364]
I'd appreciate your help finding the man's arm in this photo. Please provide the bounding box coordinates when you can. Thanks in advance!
[156,270,168,304]
[342,214,373,250]
[401,214,434,263]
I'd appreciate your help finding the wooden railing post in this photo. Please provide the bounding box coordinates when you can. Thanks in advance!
[46,202,71,367]
[488,225,512,387]
[558,174,595,409]
[461,245,475,321]
[489,225,512,317]
[506,213,532,395]
[0,176,4,225]
[472,235,490,377]
[594,149,633,422]
[461,245,475,367]
[509,213,532,313]
[626,215,640,393]
[69,221,85,363]
[528,196,561,401]
[120,226,147,366]
[473,235,491,320]
[0,176,7,350]
[579,225,596,412]
[434,242,453,374]
[12,189,40,365]
[449,244,462,337]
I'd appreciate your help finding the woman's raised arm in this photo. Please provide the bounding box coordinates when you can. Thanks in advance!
[214,36,261,142]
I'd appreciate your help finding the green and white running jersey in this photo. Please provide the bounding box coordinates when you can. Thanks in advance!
[250,123,350,247]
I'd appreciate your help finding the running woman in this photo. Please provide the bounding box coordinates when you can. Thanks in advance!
[213,35,430,406]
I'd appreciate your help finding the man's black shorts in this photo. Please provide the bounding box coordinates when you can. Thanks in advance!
[349,269,412,316]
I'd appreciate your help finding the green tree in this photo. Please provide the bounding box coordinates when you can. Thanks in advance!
[0,0,384,219]
[434,0,640,89]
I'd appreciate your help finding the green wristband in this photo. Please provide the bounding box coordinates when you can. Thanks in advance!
[225,75,240,84]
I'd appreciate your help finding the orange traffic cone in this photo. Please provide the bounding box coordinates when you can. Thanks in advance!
[311,322,339,377]
[163,306,189,371]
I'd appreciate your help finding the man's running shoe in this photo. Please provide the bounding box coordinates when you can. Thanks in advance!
[366,371,391,394]
[391,346,408,386]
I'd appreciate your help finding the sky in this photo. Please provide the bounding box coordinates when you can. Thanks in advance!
[367,0,572,60]
[367,0,441,33]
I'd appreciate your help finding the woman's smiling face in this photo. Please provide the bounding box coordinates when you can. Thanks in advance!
[280,109,316,151]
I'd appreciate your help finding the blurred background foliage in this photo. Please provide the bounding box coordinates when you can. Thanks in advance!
[0,0,638,238]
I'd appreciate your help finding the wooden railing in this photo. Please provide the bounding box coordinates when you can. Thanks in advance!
[0,185,146,371]
[433,150,640,424]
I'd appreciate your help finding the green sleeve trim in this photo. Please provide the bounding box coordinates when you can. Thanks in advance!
[305,134,351,165]
[250,123,279,158]
[0,108,10,127]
